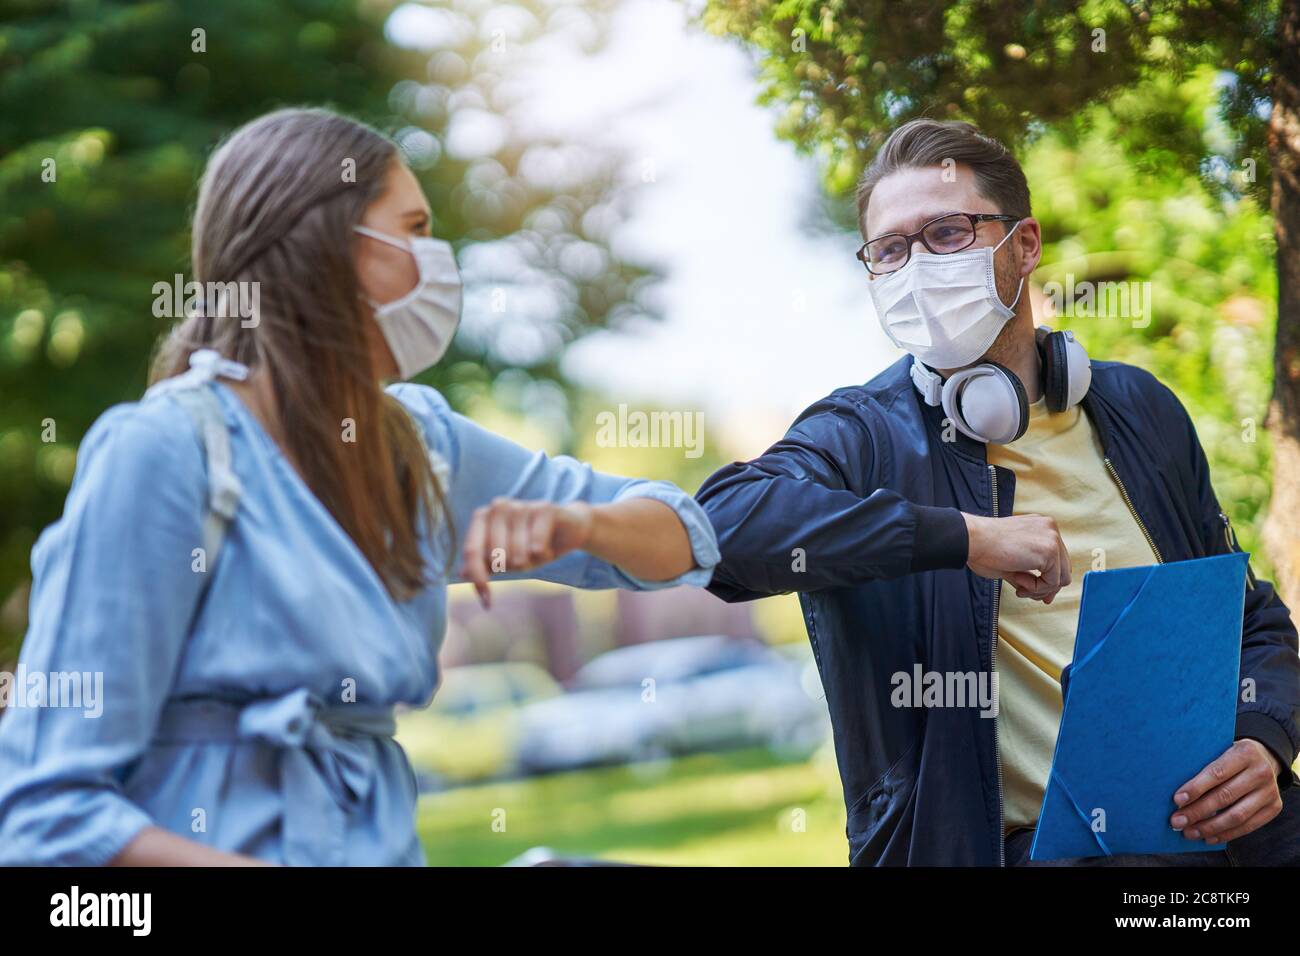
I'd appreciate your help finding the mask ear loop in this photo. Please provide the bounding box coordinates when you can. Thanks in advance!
[991,219,1026,313]
[353,224,413,252]
[353,225,420,310]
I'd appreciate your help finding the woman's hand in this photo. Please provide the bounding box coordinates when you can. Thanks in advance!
[458,497,694,607]
[459,498,596,607]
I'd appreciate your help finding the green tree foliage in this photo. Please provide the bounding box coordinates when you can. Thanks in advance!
[1026,72,1275,562]
[701,0,1275,199]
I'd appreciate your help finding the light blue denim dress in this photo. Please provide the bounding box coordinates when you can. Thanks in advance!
[0,358,718,865]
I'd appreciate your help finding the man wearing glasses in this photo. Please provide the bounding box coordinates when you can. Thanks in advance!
[695,118,1300,866]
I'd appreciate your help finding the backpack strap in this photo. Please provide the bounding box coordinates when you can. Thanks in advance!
[144,349,249,573]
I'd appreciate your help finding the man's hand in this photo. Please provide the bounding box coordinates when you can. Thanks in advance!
[1170,738,1284,844]
[962,512,1071,604]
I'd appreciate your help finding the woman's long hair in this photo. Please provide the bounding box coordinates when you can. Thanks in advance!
[152,107,448,600]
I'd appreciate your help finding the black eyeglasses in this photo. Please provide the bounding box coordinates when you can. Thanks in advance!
[857,212,1022,275]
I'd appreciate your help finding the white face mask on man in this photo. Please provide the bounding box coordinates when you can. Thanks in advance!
[354,224,462,379]
[867,220,1024,370]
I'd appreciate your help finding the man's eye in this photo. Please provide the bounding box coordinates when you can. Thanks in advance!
[926,223,974,249]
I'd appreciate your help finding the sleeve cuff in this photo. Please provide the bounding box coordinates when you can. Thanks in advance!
[1236,711,1299,791]
[0,792,156,867]
[909,505,969,573]
[613,481,720,590]
[80,801,157,867]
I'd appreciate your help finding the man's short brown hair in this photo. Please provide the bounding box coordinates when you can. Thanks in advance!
[855,119,1032,235]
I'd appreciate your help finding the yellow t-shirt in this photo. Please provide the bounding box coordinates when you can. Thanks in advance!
[986,398,1159,832]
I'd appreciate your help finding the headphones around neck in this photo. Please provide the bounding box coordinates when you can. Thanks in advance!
[910,326,1091,444]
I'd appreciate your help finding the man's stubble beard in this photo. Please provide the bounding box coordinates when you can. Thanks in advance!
[980,244,1030,368]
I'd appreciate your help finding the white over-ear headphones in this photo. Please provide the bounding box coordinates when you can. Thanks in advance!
[910,326,1092,444]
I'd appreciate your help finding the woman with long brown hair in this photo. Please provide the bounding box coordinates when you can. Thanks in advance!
[0,108,718,865]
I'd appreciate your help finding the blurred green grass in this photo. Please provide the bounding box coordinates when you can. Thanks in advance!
[417,747,848,866]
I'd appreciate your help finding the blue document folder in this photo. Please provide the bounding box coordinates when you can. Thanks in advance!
[1029,551,1249,861]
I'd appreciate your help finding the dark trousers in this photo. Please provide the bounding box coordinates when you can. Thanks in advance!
[1005,784,1300,866]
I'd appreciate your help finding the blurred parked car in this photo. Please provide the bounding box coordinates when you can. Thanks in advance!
[396,662,561,786]
[515,635,829,774]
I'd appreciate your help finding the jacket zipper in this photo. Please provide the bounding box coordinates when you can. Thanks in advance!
[1220,511,1258,589]
[987,464,1006,866]
[1103,458,1164,564]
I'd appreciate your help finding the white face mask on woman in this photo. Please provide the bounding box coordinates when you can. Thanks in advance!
[354,224,462,379]
[868,220,1024,370]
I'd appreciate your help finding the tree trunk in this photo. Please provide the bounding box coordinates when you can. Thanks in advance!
[1264,0,1300,607]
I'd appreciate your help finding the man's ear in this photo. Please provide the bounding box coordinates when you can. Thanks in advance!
[1015,217,1043,278]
